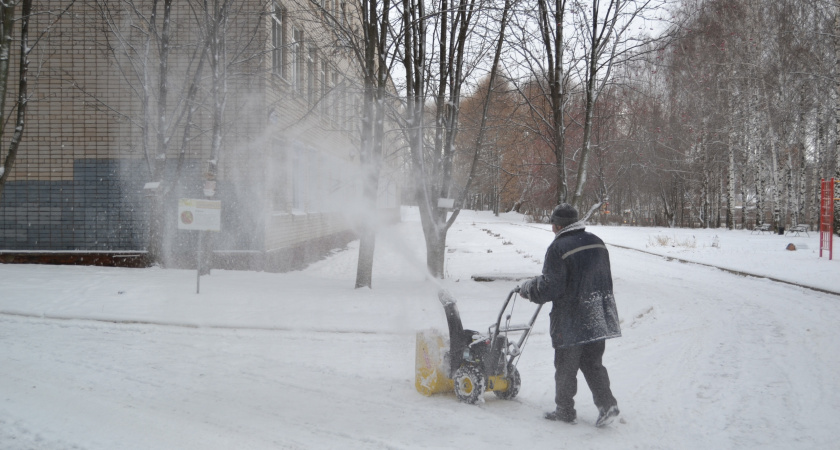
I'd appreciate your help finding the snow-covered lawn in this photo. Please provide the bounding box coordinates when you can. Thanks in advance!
[1,207,838,449]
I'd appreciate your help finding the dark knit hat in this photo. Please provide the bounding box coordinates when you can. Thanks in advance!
[550,203,578,227]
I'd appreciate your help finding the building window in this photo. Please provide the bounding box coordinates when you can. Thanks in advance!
[337,78,347,130]
[271,138,287,211]
[353,88,361,131]
[290,28,304,93]
[291,145,305,210]
[320,60,329,117]
[271,3,286,79]
[307,48,317,106]
[321,0,337,20]
[309,151,322,211]
[331,71,339,125]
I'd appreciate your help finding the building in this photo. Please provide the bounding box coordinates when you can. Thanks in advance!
[0,0,401,270]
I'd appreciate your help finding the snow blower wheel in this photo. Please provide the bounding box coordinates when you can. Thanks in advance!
[493,365,521,400]
[454,365,486,404]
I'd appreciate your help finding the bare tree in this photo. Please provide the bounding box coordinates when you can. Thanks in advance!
[399,0,512,277]
[91,0,268,266]
[94,0,209,264]
[0,0,75,199]
[288,0,399,288]
[568,0,665,209]
[523,0,570,204]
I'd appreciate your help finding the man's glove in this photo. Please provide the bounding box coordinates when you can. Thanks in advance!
[518,278,533,300]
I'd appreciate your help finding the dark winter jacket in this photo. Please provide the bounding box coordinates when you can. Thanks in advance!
[520,222,621,348]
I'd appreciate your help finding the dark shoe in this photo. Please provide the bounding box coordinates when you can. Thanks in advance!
[544,410,577,424]
[595,405,619,427]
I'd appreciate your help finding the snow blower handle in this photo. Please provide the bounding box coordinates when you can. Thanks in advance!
[493,289,520,337]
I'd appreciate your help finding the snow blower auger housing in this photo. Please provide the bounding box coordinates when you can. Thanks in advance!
[415,288,543,404]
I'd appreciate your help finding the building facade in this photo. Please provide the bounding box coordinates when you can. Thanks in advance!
[0,0,400,270]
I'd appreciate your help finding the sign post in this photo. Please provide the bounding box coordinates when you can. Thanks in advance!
[178,198,222,293]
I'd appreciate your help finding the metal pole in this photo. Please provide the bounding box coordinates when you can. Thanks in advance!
[196,230,203,293]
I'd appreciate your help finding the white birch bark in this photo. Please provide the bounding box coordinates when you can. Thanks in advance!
[770,142,781,229]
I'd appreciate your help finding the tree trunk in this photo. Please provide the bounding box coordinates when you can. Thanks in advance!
[727,136,735,229]
[0,1,32,201]
[572,72,596,209]
[356,227,376,287]
[534,0,567,204]
[756,156,764,226]
[354,0,390,288]
[798,144,806,225]
[770,142,781,229]
[424,220,446,278]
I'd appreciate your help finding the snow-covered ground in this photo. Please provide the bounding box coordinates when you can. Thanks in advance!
[1,206,839,449]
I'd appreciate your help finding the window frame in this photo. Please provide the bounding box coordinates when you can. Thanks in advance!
[307,47,317,106]
[271,3,287,80]
[320,59,329,118]
[290,28,304,94]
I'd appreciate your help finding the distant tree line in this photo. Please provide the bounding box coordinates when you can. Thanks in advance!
[454,0,840,233]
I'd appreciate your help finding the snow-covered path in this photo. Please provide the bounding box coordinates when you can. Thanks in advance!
[2,208,839,449]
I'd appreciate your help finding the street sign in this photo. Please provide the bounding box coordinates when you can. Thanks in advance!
[178,198,221,231]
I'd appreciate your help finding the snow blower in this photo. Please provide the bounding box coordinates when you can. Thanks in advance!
[415,288,543,404]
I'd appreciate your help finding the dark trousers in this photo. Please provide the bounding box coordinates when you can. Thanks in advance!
[553,339,617,415]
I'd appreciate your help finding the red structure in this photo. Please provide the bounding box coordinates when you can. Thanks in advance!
[820,178,836,260]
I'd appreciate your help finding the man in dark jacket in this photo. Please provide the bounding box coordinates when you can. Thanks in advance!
[519,203,621,427]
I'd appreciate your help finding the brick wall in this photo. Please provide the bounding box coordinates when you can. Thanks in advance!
[0,1,400,270]
[0,159,147,250]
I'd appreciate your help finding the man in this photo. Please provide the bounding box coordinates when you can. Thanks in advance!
[519,203,621,427]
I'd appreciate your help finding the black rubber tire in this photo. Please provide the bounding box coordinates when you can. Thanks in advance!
[453,365,486,404]
[494,365,521,400]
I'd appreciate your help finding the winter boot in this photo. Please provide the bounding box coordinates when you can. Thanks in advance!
[544,409,577,424]
[595,405,619,428]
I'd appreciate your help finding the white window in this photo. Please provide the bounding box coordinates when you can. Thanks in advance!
[307,48,317,105]
[290,28,304,93]
[291,145,305,210]
[338,80,346,130]
[308,151,322,211]
[331,71,339,125]
[271,138,287,210]
[320,60,329,117]
[271,4,286,79]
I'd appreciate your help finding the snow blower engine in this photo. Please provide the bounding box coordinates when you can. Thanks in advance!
[415,288,543,404]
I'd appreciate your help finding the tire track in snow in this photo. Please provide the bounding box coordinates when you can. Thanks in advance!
[479,220,840,297]
[605,242,840,297]
[0,310,404,334]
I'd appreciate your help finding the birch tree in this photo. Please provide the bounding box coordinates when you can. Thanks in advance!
[0,0,75,200]
[290,0,399,288]
[399,0,512,277]
[95,0,209,264]
[93,0,266,266]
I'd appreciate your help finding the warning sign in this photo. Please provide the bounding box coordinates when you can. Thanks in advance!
[178,198,221,231]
